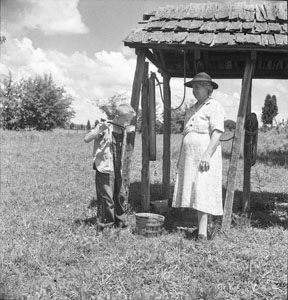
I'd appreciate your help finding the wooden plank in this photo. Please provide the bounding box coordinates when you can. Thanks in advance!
[242,83,252,213]
[243,5,255,22]
[124,29,146,43]
[233,2,244,20]
[130,50,146,146]
[245,34,261,45]
[144,49,167,73]
[162,20,178,31]
[222,56,254,231]
[261,34,275,46]
[204,2,217,20]
[274,34,288,46]
[264,2,276,21]
[277,2,287,22]
[186,32,200,43]
[148,31,163,43]
[173,32,188,43]
[226,21,242,32]
[215,3,230,20]
[242,22,254,32]
[200,21,217,32]
[176,20,192,31]
[255,4,266,22]
[198,33,214,45]
[185,3,205,19]
[162,74,171,199]
[148,73,157,161]
[141,62,150,211]
[216,21,228,31]
[268,23,281,33]
[255,22,267,33]
[189,20,203,31]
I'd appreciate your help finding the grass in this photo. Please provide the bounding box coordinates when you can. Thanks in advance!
[0,129,287,300]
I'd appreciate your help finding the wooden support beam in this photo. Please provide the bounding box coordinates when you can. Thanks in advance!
[242,84,252,213]
[144,49,167,73]
[130,49,146,147]
[141,62,150,211]
[222,57,254,231]
[162,73,171,199]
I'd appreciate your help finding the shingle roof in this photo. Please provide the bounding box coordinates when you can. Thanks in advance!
[124,2,288,48]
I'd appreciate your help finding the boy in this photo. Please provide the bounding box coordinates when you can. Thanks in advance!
[84,103,136,229]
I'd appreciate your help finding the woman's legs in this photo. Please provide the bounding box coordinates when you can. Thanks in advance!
[197,211,208,238]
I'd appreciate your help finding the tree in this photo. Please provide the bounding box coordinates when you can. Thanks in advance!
[87,120,91,131]
[0,75,22,129]
[261,94,278,127]
[1,74,75,130]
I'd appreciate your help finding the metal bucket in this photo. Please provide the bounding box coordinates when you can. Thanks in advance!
[135,213,165,237]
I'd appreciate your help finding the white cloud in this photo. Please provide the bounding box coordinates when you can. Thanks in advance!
[1,37,137,123]
[3,0,88,36]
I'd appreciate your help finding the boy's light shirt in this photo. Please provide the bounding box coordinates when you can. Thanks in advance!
[84,123,114,173]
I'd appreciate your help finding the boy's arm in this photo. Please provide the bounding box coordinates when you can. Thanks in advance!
[84,123,108,143]
[84,128,99,143]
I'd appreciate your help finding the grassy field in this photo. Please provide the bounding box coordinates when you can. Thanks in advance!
[0,129,287,300]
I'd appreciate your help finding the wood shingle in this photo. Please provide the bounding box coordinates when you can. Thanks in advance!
[124,2,287,48]
[124,1,288,80]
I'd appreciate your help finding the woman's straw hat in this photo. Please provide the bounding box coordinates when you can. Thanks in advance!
[184,72,218,89]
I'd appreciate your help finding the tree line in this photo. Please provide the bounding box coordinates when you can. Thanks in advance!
[0,72,280,132]
[0,74,75,130]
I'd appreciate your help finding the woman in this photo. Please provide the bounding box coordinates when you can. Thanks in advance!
[172,72,225,241]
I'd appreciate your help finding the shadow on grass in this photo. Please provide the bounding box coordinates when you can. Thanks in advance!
[75,182,288,230]
[129,182,288,230]
[256,150,288,168]
[230,189,288,229]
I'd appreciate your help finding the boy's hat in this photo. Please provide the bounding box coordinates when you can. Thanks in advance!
[184,72,218,90]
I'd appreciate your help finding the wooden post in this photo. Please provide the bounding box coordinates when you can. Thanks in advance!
[130,49,146,148]
[222,57,254,231]
[162,73,171,199]
[141,62,150,211]
[148,73,157,161]
[242,83,252,213]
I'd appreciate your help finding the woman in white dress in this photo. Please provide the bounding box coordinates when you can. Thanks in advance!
[172,72,225,241]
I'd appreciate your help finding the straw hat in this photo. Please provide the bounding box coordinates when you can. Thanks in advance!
[184,72,218,89]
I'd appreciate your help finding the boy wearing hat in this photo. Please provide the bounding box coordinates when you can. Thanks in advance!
[84,103,136,229]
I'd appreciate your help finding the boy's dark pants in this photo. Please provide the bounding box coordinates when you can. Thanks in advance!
[95,169,127,227]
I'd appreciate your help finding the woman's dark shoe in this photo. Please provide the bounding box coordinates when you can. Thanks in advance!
[177,227,199,240]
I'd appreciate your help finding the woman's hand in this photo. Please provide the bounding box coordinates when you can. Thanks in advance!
[199,154,210,172]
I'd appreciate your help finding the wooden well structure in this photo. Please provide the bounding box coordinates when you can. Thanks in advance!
[123,1,288,230]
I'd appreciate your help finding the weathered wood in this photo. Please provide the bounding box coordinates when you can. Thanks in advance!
[148,73,156,161]
[222,57,254,231]
[130,49,146,148]
[144,49,164,71]
[162,73,171,199]
[242,82,252,213]
[141,62,150,211]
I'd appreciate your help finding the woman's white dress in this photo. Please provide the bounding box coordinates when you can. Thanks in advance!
[172,97,225,216]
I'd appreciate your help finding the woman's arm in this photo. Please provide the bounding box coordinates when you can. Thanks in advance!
[199,129,222,172]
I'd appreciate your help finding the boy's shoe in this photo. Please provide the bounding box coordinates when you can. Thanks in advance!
[96,221,114,231]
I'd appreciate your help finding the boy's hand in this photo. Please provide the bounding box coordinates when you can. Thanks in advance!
[100,122,109,131]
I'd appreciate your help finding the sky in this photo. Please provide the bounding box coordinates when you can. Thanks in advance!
[1,0,288,124]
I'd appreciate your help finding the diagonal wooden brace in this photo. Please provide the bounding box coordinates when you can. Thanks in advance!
[222,57,254,231]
